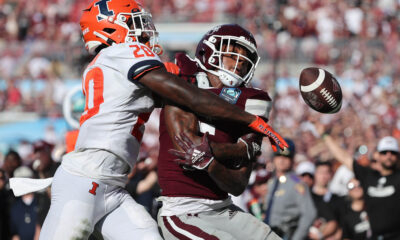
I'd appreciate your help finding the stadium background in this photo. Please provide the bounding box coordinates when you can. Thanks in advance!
[0,0,399,237]
[1,0,399,164]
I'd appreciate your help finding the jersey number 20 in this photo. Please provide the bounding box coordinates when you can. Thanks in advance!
[79,66,149,143]
[80,67,104,126]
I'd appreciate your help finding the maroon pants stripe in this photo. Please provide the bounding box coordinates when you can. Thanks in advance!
[163,216,193,240]
[168,215,220,240]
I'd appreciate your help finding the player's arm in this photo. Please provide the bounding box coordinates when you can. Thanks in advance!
[141,68,253,124]
[208,158,252,196]
[165,104,251,160]
[139,68,287,151]
[164,104,253,195]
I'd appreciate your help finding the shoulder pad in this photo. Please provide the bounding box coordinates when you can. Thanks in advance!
[237,87,271,119]
[172,52,200,85]
[175,53,199,76]
[128,59,164,81]
[98,43,164,82]
[239,87,271,101]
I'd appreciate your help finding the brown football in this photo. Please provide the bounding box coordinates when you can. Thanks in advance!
[299,67,342,114]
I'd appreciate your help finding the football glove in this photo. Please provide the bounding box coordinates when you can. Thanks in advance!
[238,133,263,161]
[163,62,180,75]
[248,116,288,152]
[168,132,214,170]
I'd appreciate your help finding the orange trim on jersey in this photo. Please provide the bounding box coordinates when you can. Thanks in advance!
[88,54,101,67]
[132,66,162,80]
[65,130,79,153]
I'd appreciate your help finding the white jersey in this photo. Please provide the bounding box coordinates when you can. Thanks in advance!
[74,42,163,169]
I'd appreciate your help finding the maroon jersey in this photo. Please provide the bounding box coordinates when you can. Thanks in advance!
[158,86,271,200]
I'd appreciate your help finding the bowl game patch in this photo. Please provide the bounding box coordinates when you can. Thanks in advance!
[219,87,241,104]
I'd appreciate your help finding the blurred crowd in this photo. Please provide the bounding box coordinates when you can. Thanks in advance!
[1,0,400,239]
[1,0,399,116]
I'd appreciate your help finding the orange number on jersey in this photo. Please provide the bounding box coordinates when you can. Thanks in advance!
[80,67,104,126]
[130,44,155,58]
[141,45,155,57]
[131,45,145,58]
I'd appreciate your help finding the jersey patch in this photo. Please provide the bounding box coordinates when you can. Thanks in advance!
[219,87,241,104]
[127,59,164,81]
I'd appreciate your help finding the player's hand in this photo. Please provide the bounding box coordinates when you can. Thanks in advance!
[238,133,263,161]
[168,132,214,170]
[248,116,288,152]
[164,62,180,75]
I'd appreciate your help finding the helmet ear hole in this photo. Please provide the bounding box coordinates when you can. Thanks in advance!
[199,49,206,56]
[103,28,116,34]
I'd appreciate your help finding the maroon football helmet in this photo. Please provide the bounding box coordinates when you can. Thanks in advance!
[195,24,260,87]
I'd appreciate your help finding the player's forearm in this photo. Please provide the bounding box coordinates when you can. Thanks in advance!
[208,161,252,196]
[164,105,201,150]
[209,142,248,162]
[141,69,256,125]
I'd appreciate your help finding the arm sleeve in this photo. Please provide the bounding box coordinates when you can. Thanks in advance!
[100,43,165,82]
[127,59,164,81]
[292,184,317,240]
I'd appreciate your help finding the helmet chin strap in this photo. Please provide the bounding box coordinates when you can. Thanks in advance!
[194,58,243,87]
[217,70,242,87]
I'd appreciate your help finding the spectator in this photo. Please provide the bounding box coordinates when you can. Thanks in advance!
[295,161,315,188]
[342,178,372,240]
[31,140,59,179]
[2,150,22,179]
[263,138,316,240]
[0,169,11,240]
[9,166,41,240]
[308,161,343,240]
[318,122,400,239]
[125,151,159,217]
[328,163,354,197]
[246,169,271,220]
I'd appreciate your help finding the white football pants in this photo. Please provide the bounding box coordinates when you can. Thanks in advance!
[158,204,282,240]
[39,166,162,240]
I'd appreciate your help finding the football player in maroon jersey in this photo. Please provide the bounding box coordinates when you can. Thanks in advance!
[157,24,282,240]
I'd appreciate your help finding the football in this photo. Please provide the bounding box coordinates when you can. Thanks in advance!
[299,67,342,114]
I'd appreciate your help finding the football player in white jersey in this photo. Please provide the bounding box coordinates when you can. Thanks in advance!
[39,1,288,239]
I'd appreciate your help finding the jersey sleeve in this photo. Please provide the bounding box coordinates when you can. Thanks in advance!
[127,59,164,81]
[239,88,271,120]
[100,43,165,82]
